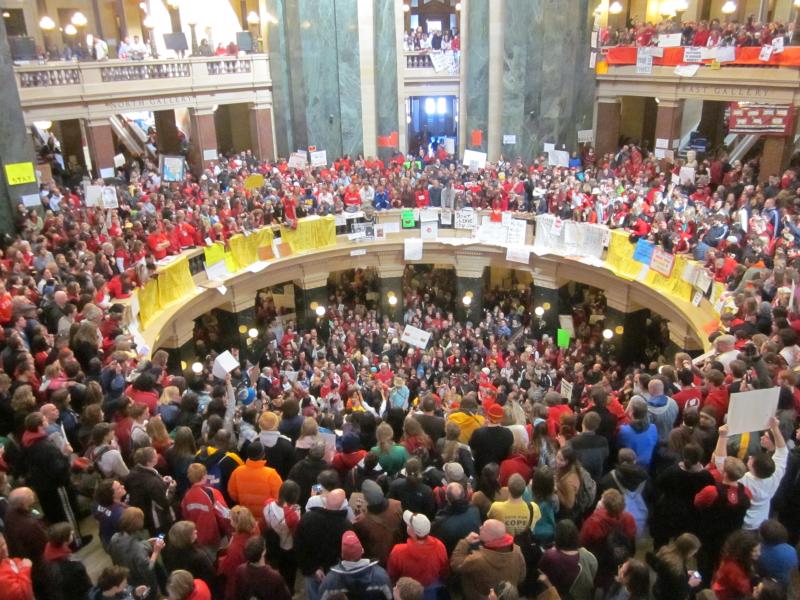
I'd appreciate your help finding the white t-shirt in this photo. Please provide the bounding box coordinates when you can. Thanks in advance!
[742,445,788,530]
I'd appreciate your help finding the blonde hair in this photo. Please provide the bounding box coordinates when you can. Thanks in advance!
[376,422,395,454]
[119,507,145,533]
[159,386,180,406]
[146,416,170,445]
[299,416,319,439]
[441,421,461,463]
[230,505,257,534]
[167,521,196,549]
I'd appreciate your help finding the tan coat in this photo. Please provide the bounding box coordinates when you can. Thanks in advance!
[450,539,526,600]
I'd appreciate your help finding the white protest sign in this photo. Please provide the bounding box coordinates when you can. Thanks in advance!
[683,47,703,63]
[679,166,695,185]
[420,208,439,222]
[559,314,575,335]
[726,387,780,436]
[716,46,736,62]
[506,246,530,264]
[759,44,774,62]
[404,238,423,261]
[21,193,41,207]
[577,130,594,143]
[310,150,327,167]
[421,221,438,240]
[454,208,477,230]
[101,186,119,209]
[99,167,115,179]
[658,33,682,47]
[288,152,308,169]
[550,217,564,236]
[548,150,570,168]
[543,143,555,153]
[113,153,125,168]
[503,134,516,145]
[636,49,653,74]
[440,209,453,225]
[401,324,432,349]
[85,185,103,207]
[462,149,487,169]
[212,350,239,379]
[561,379,573,400]
[772,36,784,53]
[674,64,700,77]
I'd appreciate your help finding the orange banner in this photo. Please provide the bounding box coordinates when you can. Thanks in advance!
[605,46,800,67]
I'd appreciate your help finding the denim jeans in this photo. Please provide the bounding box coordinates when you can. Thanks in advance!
[304,575,322,600]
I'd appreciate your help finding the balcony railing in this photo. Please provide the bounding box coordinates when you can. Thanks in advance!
[403,50,460,78]
[13,54,271,110]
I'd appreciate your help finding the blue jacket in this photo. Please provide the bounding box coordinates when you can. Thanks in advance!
[319,559,392,600]
[617,423,659,467]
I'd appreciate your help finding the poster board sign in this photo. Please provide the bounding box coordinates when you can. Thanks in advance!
[728,103,795,136]
[454,208,477,230]
[506,246,530,264]
[4,162,36,186]
[683,46,703,63]
[85,185,103,207]
[726,387,780,435]
[202,148,218,161]
[633,239,654,264]
[401,324,431,349]
[160,155,185,182]
[288,152,308,169]
[421,221,438,240]
[679,166,696,185]
[462,149,487,169]
[244,174,264,191]
[101,186,118,209]
[636,49,653,74]
[547,150,570,168]
[21,193,41,207]
[758,44,774,62]
[113,153,126,168]
[650,246,675,277]
[658,33,682,47]
[558,314,575,336]
[309,150,327,167]
[502,134,516,145]
[560,379,573,400]
[577,129,594,143]
[212,350,239,379]
[404,238,423,261]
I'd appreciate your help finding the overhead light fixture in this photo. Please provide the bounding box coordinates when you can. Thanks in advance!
[191,362,203,374]
[70,11,88,27]
[388,295,398,306]
[33,120,52,130]
[455,2,461,10]
[674,0,689,10]
[246,10,260,25]
[608,1,623,14]
[2,11,10,18]
[39,16,56,30]
[534,306,545,317]
[462,295,472,306]
[142,14,155,29]
[403,3,410,12]
[721,0,737,14]
[167,0,181,8]
[248,327,259,338]
[64,24,77,35]
[602,329,614,340]
[315,305,326,317]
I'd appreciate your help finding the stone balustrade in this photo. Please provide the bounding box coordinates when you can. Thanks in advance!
[403,51,460,79]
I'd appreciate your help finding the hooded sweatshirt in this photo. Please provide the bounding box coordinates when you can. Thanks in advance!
[450,538,526,600]
[319,559,393,600]
[646,394,679,443]
[258,430,296,479]
[387,536,449,586]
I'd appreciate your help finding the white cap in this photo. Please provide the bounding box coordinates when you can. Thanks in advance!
[403,510,431,537]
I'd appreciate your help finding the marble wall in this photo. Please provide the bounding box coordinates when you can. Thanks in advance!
[267,0,363,159]
[373,0,399,160]
[464,0,490,152]
[499,0,595,162]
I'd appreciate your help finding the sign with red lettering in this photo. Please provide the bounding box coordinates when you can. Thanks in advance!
[728,103,795,136]
[650,246,675,277]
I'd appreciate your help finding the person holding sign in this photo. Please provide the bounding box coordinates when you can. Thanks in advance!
[714,419,787,531]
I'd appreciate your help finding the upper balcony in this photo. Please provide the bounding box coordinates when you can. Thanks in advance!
[596,46,800,105]
[402,50,460,83]
[13,54,272,121]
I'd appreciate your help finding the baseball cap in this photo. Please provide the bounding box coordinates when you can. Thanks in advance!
[361,479,385,507]
[443,462,465,483]
[403,510,431,537]
[487,403,504,424]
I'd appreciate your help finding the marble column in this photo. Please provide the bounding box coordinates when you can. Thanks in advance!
[187,108,218,176]
[265,0,296,156]
[654,100,684,157]
[58,119,88,173]
[595,98,621,160]
[486,0,505,162]
[378,275,404,320]
[0,14,38,233]
[697,101,726,150]
[373,0,399,161]
[357,0,377,158]
[154,110,182,155]
[760,136,792,183]
[86,119,116,177]
[455,275,484,324]
[249,103,276,161]
[333,0,364,157]
[464,0,490,153]
[294,282,330,331]
[158,318,198,372]
[533,285,560,339]
[217,304,258,368]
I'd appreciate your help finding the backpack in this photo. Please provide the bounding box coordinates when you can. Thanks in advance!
[513,502,544,597]
[610,471,648,538]
[573,466,597,517]
[598,523,635,574]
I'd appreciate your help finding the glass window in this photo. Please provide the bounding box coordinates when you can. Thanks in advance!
[425,98,436,114]
[437,97,447,114]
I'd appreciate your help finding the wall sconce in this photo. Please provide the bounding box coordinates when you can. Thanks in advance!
[248,327,259,338]
[191,362,203,374]
[315,305,326,317]
[387,292,398,306]
[534,306,545,317]
[602,329,614,340]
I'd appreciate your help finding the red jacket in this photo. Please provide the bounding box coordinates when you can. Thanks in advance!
[387,536,449,586]
[547,404,573,438]
[499,453,533,487]
[218,531,252,599]
[187,579,212,600]
[711,559,751,600]
[331,450,367,477]
[703,385,730,419]
[180,483,232,548]
[580,507,636,546]
[125,384,159,416]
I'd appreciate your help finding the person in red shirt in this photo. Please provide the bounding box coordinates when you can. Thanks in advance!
[343,184,361,209]
[703,369,730,418]
[580,489,637,588]
[711,531,760,600]
[181,463,232,552]
[387,511,449,587]
[672,368,703,416]
[0,283,12,326]
[414,185,430,207]
[146,224,170,260]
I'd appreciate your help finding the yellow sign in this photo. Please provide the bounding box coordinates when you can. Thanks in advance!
[244,174,265,191]
[4,162,36,186]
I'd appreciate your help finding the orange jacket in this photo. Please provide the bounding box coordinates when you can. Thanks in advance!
[227,459,283,517]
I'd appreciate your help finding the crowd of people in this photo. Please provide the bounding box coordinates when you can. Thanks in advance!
[0,131,798,600]
[403,27,460,53]
[603,16,798,48]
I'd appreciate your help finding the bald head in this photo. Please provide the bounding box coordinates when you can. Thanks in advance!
[8,487,35,511]
[479,519,506,543]
[326,488,346,510]
[648,379,664,397]
[715,335,735,352]
[41,403,59,423]
[445,482,464,504]
[54,291,67,307]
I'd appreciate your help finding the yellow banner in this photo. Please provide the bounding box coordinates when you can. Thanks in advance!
[203,243,226,266]
[280,216,336,253]
[138,279,161,328]
[4,162,36,186]
[244,174,265,191]
[158,257,195,307]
